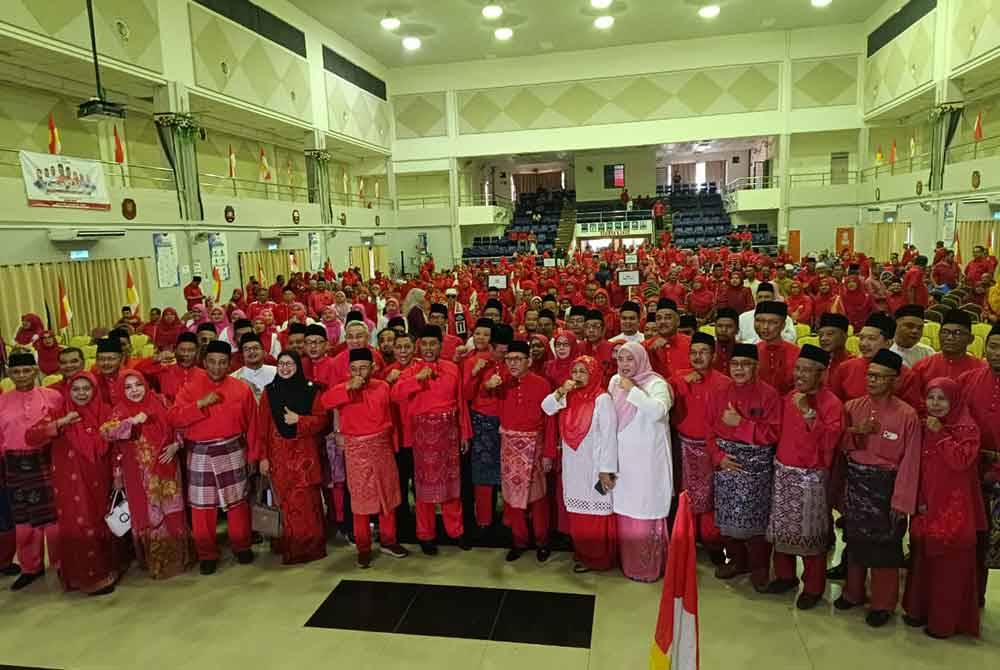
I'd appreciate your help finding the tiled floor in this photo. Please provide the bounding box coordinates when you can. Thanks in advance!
[0,539,997,670]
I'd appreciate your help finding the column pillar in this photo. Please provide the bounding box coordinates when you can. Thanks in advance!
[305,131,332,227]
[448,156,462,267]
[776,133,791,245]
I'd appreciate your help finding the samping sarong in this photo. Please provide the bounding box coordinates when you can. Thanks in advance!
[340,429,401,515]
[412,410,461,503]
[713,439,775,539]
[4,449,56,527]
[322,433,346,486]
[843,460,905,568]
[766,460,830,556]
[185,435,248,510]
[983,481,1000,569]
[679,433,713,514]
[500,428,547,509]
[470,411,501,486]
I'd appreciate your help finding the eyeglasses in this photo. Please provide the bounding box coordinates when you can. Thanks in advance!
[276,361,297,369]
[505,355,528,363]
[865,371,897,380]
[939,328,969,339]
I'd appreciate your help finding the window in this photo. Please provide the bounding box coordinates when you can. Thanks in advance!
[603,164,625,189]
[695,161,706,186]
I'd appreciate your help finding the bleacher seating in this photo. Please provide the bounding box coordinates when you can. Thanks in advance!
[462,190,571,260]
[730,224,779,249]
[667,184,732,249]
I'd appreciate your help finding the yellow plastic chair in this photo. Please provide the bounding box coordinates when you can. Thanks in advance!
[920,336,933,348]
[42,374,63,387]
[847,324,854,336]
[85,359,96,372]
[968,335,985,358]
[972,322,992,340]
[798,335,820,348]
[794,324,811,340]
[699,325,716,336]
[69,335,92,348]
[141,343,155,358]
[82,344,98,360]
[130,334,149,352]
[0,377,14,393]
[922,321,941,349]
[845,336,861,355]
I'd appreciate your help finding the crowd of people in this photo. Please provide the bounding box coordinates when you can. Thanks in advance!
[1,237,999,642]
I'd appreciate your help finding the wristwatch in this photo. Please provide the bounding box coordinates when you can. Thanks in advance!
[802,408,817,420]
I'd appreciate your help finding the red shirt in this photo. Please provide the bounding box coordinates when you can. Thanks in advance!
[911,353,986,391]
[391,359,473,441]
[713,339,734,374]
[756,340,800,396]
[302,355,339,389]
[322,379,393,437]
[156,363,200,403]
[496,372,557,459]
[247,300,278,322]
[775,388,844,470]
[463,352,506,416]
[167,368,259,458]
[580,338,618,388]
[669,368,733,439]
[959,366,1000,481]
[705,379,782,466]
[645,332,692,380]
[184,281,204,311]
[931,261,959,287]
[829,355,924,411]
[330,347,385,385]
[827,349,855,381]
[902,266,928,307]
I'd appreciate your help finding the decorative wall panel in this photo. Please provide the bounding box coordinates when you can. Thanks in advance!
[326,72,391,149]
[951,0,1000,73]
[791,57,858,109]
[393,92,447,139]
[864,10,935,113]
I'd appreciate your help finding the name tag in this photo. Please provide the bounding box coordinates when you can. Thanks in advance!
[881,430,899,441]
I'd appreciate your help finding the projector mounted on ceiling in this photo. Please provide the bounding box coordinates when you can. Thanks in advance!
[77,98,126,123]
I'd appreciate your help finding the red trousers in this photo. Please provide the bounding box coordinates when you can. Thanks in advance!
[845,564,899,611]
[773,551,826,595]
[568,512,617,570]
[504,499,550,549]
[191,501,252,561]
[354,510,397,554]
[474,485,495,527]
[696,513,722,548]
[10,524,60,574]
[724,536,772,587]
[0,530,15,569]
[415,499,463,541]
[324,483,346,524]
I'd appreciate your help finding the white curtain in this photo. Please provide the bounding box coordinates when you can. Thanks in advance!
[705,160,726,186]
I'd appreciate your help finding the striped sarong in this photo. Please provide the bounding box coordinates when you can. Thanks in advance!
[470,411,501,486]
[500,428,546,509]
[185,435,248,510]
[412,411,461,503]
[843,460,904,568]
[713,439,775,539]
[4,449,56,527]
[678,433,713,515]
[983,481,1000,569]
[767,460,830,556]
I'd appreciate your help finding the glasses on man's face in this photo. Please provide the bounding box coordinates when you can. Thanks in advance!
[939,328,969,339]
[505,355,529,364]
[866,371,897,380]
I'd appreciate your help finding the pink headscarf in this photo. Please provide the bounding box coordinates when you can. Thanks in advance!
[221,309,246,343]
[352,303,376,334]
[320,305,343,343]
[610,340,662,429]
[186,304,209,332]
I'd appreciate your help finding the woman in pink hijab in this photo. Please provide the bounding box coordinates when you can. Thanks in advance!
[378,297,401,332]
[332,291,351,322]
[319,305,343,343]
[185,304,209,332]
[608,341,674,582]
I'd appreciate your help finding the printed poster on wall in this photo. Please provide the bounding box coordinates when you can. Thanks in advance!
[19,150,111,210]
[153,233,180,288]
[308,232,322,271]
[942,201,956,247]
[208,233,230,280]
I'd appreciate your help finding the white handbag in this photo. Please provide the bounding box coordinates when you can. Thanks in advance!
[104,489,131,537]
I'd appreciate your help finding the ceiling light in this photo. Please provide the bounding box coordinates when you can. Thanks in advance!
[380,14,400,31]
[591,0,613,9]
[494,27,513,40]
[482,5,503,20]
[811,0,833,6]
[594,15,615,29]
[402,36,421,51]
[698,5,721,18]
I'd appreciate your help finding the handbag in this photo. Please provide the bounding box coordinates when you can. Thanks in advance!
[251,476,283,538]
[104,489,131,537]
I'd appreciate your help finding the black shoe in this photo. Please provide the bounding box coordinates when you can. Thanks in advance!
[924,627,950,640]
[89,585,115,597]
[10,571,43,591]
[420,541,438,556]
[199,560,218,575]
[235,550,255,565]
[379,543,409,559]
[1,564,21,577]
[766,578,800,595]
[251,531,265,545]
[796,593,822,610]
[826,563,848,580]
[833,596,858,610]
[357,552,372,569]
[865,610,892,627]
[707,549,726,566]
[902,615,925,628]
[506,548,524,562]
[456,537,471,551]
[536,547,551,563]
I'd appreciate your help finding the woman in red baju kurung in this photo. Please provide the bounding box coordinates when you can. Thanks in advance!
[902,377,985,639]
[26,372,119,594]
[258,351,328,564]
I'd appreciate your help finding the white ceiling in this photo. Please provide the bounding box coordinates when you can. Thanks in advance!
[291,0,880,68]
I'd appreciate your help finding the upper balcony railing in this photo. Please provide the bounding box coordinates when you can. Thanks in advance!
[859,153,931,181]
[199,172,315,202]
[787,171,860,187]
[724,175,780,192]
[330,191,394,209]
[459,193,513,208]
[0,147,176,191]
[397,194,451,209]
[945,135,1000,164]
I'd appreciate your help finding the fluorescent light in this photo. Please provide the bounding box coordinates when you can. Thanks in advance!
[591,0,613,8]
[482,5,503,19]
[811,0,833,6]
[402,36,421,50]
[698,5,721,18]
[594,15,615,29]
[380,15,400,31]
[494,27,513,40]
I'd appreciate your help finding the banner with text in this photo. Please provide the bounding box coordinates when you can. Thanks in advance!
[19,150,111,211]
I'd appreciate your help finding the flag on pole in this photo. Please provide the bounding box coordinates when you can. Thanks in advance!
[649,492,699,670]
[875,145,884,164]
[954,229,962,266]
[58,279,73,331]
[47,113,61,155]
[259,148,272,182]
[289,251,299,273]
[212,266,223,302]
[889,140,897,165]
[286,159,294,186]
[113,125,125,164]
[909,135,917,158]
[228,145,237,179]
[974,112,984,142]
[257,264,266,285]
[125,270,140,314]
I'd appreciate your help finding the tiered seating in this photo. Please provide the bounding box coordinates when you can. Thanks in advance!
[463,190,571,260]
[575,200,652,225]
[668,186,731,249]
[731,223,778,248]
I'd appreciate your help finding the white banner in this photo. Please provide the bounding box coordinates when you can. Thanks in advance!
[208,233,230,280]
[153,233,180,288]
[19,150,111,210]
[309,232,322,271]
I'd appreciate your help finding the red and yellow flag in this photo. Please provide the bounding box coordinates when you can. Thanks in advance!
[650,491,699,670]
[257,264,266,284]
[229,144,237,179]
[58,279,73,331]
[113,125,125,164]
[974,112,984,142]
[48,113,61,155]
[889,139,897,165]
[259,148,272,182]
[125,270,140,314]
[212,266,223,302]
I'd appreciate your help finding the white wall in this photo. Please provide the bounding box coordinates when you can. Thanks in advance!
[788,206,860,257]
[575,147,656,201]
[789,130,861,174]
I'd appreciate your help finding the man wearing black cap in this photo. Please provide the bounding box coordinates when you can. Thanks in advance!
[283,322,308,358]
[765,344,845,610]
[231,333,276,401]
[484,340,556,562]
[736,283,797,344]
[0,352,63,589]
[482,299,505,325]
[958,323,1000,605]
[168,340,259,574]
[712,307,739,374]
[301,324,336,388]
[330,320,384,385]
[582,310,617,387]
[464,324,513,532]
[836,349,921,627]
[391,325,472,554]
[754,301,800,395]
[93,336,125,405]
[706,342,781,591]
[566,305,589,341]
[383,331,419,534]
[609,301,644,345]
[387,316,407,335]
[817,313,854,379]
[195,322,218,362]
[669,331,732,563]
[645,298,692,379]
[829,312,923,409]
[912,308,987,388]
[428,303,464,363]
[890,305,934,368]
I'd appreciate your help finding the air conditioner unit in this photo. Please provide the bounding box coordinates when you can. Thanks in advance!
[48,228,127,242]
[259,230,300,240]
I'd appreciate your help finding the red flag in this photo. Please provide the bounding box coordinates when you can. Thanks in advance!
[257,264,266,284]
[229,144,237,178]
[974,112,984,142]
[113,125,125,164]
[212,266,223,302]
[954,230,962,266]
[650,491,699,670]
[889,139,897,165]
[48,113,61,155]
[125,270,140,314]
[58,279,73,331]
